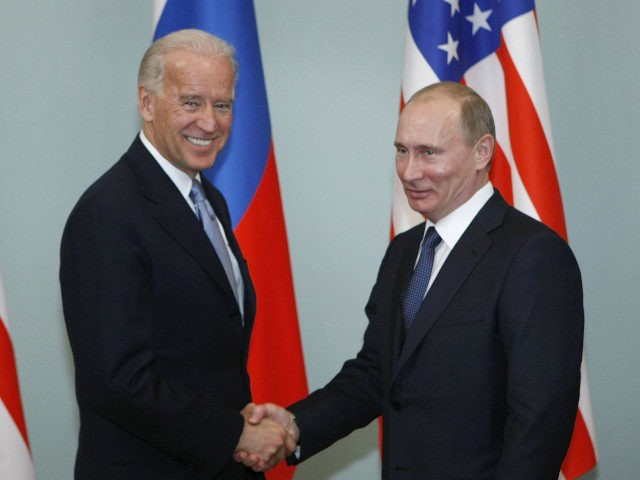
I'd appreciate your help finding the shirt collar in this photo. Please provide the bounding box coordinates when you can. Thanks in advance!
[426,181,494,249]
[139,130,200,203]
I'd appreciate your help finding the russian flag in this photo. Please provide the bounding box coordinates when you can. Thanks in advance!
[153,2,308,478]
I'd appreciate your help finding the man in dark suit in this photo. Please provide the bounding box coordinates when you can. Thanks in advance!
[60,29,293,479]
[243,82,584,479]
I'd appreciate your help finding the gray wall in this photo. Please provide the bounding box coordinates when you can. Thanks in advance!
[0,1,637,479]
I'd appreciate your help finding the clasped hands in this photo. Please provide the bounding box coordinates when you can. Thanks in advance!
[234,403,299,472]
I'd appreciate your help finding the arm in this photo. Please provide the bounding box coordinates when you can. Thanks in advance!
[60,195,284,476]
[496,231,584,479]
[285,256,390,462]
[235,234,406,468]
[234,299,385,471]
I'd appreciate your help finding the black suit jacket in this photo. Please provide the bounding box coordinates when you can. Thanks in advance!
[290,190,583,480]
[60,137,263,479]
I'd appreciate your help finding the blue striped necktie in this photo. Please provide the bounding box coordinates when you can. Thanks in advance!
[401,227,442,336]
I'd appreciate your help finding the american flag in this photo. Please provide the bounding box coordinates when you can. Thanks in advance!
[393,1,598,478]
[152,2,308,479]
[0,271,35,479]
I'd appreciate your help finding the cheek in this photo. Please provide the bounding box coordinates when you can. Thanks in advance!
[424,163,450,184]
[219,116,233,132]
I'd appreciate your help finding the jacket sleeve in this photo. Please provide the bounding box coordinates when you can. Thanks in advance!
[495,231,584,479]
[287,238,403,462]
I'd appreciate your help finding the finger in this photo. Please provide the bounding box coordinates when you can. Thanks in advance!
[245,453,263,469]
[284,434,297,456]
[248,404,266,424]
[246,455,266,472]
[240,402,256,415]
[233,450,248,462]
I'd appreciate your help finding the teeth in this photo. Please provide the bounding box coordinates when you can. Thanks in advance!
[187,137,212,147]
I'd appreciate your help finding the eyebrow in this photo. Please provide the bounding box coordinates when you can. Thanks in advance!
[394,141,440,151]
[179,94,203,101]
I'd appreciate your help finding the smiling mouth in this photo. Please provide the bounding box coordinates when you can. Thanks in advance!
[187,136,213,147]
[405,186,430,196]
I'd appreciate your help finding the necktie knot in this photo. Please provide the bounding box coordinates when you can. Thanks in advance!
[422,227,442,251]
[189,179,213,219]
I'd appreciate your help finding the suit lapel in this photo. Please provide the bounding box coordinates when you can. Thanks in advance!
[388,227,424,366]
[124,138,239,307]
[392,191,507,382]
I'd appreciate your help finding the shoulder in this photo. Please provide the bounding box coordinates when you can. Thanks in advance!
[477,190,568,248]
[61,148,147,245]
[70,158,135,219]
[501,205,569,248]
[495,206,580,278]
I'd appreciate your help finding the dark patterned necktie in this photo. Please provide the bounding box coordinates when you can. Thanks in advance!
[401,227,441,335]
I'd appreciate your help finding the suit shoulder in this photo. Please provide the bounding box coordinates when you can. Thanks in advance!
[63,156,138,232]
[78,157,134,200]
[496,206,578,267]
[501,205,565,242]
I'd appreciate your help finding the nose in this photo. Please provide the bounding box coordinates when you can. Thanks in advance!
[399,154,424,183]
[197,104,219,132]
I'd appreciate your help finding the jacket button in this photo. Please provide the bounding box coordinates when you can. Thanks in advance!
[391,401,402,411]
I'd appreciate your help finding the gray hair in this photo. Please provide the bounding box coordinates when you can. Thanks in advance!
[138,29,238,94]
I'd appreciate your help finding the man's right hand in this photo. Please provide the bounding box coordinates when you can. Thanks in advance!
[234,403,299,471]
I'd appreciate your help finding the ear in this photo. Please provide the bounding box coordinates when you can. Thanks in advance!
[475,133,495,171]
[138,85,154,122]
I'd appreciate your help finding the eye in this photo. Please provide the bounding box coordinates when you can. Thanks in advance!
[419,147,436,157]
[184,101,199,108]
[215,102,233,113]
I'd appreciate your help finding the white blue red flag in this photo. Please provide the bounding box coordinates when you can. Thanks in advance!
[0,270,35,479]
[393,1,598,478]
[153,2,308,478]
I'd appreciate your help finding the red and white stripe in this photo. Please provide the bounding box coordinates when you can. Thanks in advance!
[393,9,597,480]
[0,272,35,479]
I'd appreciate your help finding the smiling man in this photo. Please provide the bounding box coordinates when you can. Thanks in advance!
[60,29,294,480]
[245,82,584,479]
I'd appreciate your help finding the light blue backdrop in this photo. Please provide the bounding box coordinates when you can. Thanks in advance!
[0,1,637,479]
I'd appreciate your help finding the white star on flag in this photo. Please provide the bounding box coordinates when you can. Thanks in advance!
[443,0,461,17]
[437,31,459,64]
[466,3,492,35]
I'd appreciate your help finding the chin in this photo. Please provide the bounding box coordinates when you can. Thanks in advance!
[408,200,430,213]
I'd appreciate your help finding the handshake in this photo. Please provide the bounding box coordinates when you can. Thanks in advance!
[234,403,300,472]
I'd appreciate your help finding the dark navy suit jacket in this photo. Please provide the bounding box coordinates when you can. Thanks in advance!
[290,190,583,480]
[61,137,263,479]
